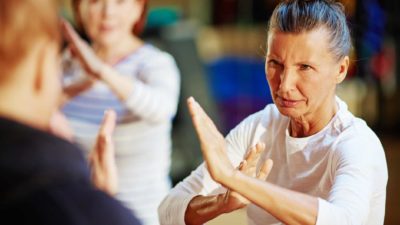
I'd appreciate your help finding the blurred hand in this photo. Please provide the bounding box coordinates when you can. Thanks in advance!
[61,20,105,80]
[89,110,118,195]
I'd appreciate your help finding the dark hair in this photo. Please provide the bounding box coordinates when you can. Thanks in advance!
[268,0,351,61]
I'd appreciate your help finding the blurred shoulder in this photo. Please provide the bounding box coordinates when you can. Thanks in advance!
[137,44,177,66]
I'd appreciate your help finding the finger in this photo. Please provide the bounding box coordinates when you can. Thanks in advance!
[187,97,221,145]
[257,159,274,180]
[244,146,258,164]
[100,110,117,136]
[244,143,265,166]
[187,97,219,132]
[61,20,91,63]
[238,160,247,171]
[61,20,75,44]
[61,20,81,46]
[97,110,116,162]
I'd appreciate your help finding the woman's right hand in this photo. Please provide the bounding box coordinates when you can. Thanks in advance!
[183,143,273,225]
[222,143,274,213]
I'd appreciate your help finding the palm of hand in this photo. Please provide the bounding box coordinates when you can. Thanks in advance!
[62,21,104,79]
[187,97,273,212]
[223,143,271,211]
[89,110,118,195]
[188,97,235,183]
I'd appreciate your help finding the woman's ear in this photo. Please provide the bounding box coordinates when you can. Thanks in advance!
[335,56,349,84]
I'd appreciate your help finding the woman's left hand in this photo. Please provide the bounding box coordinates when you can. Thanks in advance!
[222,143,273,212]
[187,97,235,184]
[61,20,105,80]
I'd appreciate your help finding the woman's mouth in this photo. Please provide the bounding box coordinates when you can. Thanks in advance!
[277,96,301,108]
[99,25,114,33]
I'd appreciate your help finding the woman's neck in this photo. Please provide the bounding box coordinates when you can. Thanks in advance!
[0,87,50,132]
[289,97,338,138]
[94,35,143,65]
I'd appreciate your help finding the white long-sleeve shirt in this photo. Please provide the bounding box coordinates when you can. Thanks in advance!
[158,97,388,225]
[62,44,180,225]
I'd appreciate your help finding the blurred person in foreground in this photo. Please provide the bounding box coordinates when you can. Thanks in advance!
[0,0,140,224]
[60,0,180,223]
[159,0,388,225]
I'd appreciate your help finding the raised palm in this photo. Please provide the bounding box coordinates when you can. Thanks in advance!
[187,97,273,212]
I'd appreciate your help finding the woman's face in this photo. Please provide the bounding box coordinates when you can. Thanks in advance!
[79,0,143,46]
[265,27,348,121]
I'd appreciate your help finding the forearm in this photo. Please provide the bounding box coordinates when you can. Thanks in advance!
[100,65,134,101]
[185,194,229,225]
[61,78,94,106]
[99,65,178,122]
[226,171,318,225]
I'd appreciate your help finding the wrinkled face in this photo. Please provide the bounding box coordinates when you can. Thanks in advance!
[265,27,346,120]
[79,0,142,46]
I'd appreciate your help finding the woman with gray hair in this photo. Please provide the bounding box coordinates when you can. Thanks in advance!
[158,0,388,225]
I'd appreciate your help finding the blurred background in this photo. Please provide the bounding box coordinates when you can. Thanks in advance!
[62,0,399,224]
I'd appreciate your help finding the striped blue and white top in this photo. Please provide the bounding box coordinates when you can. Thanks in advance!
[62,44,180,225]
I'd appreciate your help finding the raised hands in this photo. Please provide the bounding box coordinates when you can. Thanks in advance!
[89,110,118,195]
[187,97,273,212]
[61,20,105,79]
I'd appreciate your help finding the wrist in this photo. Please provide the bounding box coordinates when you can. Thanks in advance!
[97,64,109,81]
[216,193,231,214]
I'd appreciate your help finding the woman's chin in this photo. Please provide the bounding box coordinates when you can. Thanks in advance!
[94,35,120,47]
[276,106,302,119]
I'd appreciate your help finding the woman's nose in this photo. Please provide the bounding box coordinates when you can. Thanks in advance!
[102,1,115,18]
[279,69,296,93]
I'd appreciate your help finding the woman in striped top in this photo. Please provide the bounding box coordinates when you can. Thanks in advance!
[61,1,180,224]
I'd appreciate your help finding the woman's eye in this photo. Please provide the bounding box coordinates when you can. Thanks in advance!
[268,60,280,67]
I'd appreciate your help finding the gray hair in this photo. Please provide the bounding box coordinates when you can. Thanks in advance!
[268,0,352,61]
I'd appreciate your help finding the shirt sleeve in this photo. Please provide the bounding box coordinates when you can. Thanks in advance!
[124,52,180,123]
[316,134,388,225]
[158,111,263,225]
